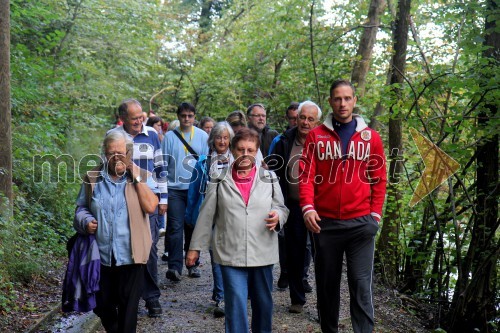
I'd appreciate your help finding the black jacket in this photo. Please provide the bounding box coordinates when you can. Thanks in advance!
[266,127,298,205]
[251,124,279,157]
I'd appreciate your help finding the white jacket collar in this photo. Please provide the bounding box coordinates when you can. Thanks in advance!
[323,113,368,132]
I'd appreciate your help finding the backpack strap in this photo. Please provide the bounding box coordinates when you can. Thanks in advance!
[259,168,277,200]
[173,129,199,160]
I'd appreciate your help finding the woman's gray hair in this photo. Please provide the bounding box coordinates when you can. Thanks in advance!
[207,121,235,152]
[102,130,132,156]
[298,100,322,120]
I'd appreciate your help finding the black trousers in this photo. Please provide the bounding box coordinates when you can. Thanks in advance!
[284,200,311,305]
[313,215,378,333]
[94,262,145,333]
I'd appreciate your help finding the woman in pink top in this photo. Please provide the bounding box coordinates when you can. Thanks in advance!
[187,128,289,333]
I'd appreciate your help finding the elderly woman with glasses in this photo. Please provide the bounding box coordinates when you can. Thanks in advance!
[186,127,289,333]
[74,131,158,333]
[185,121,235,318]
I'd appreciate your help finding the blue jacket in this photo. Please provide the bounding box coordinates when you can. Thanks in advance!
[185,155,210,227]
[62,234,100,313]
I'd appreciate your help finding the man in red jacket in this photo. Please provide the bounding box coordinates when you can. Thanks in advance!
[299,79,387,333]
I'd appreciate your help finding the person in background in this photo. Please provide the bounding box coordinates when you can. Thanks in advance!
[108,99,167,318]
[185,121,235,318]
[186,128,289,333]
[167,119,180,132]
[268,100,322,314]
[146,115,166,237]
[268,102,299,155]
[266,101,300,290]
[198,116,215,135]
[162,121,169,134]
[225,110,247,134]
[146,116,164,142]
[162,102,209,281]
[74,131,158,333]
[246,103,279,158]
[226,110,265,167]
[299,80,387,333]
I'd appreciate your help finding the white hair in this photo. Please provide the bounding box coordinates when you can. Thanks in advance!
[298,100,322,120]
[102,130,132,156]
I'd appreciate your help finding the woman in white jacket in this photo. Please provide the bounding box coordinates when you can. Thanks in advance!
[186,128,289,333]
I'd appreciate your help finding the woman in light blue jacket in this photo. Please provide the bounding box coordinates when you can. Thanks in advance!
[186,128,289,333]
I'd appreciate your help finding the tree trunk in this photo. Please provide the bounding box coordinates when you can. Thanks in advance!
[351,0,386,98]
[0,0,12,216]
[376,0,411,285]
[198,0,214,41]
[446,0,499,331]
[309,0,320,104]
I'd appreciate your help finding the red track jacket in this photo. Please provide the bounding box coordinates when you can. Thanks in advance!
[299,113,387,221]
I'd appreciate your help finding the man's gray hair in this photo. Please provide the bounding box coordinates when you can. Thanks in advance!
[118,98,141,118]
[208,121,235,152]
[298,100,322,120]
[102,130,132,156]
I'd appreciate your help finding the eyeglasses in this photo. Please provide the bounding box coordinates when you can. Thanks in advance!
[105,152,127,158]
[249,114,266,118]
[179,114,195,119]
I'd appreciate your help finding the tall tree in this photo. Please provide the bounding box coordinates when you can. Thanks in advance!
[0,0,12,214]
[351,0,386,98]
[446,0,499,331]
[376,0,411,285]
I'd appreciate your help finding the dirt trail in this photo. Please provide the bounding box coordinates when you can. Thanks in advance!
[91,243,429,333]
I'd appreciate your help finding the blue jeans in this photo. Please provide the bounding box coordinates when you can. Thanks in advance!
[158,214,165,229]
[210,250,224,302]
[142,210,161,302]
[220,265,274,333]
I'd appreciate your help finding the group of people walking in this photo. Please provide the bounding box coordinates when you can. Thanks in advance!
[70,79,387,333]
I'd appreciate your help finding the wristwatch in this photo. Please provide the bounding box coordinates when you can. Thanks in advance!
[133,175,142,184]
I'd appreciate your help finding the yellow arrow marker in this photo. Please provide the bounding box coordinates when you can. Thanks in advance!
[409,128,460,207]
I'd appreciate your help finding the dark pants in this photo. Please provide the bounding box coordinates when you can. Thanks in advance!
[278,229,287,275]
[142,210,161,302]
[166,189,199,274]
[94,263,145,333]
[313,215,378,333]
[284,201,311,305]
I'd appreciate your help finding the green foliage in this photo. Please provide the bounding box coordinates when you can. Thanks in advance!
[2,0,498,327]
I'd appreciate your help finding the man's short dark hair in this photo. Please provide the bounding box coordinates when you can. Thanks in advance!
[118,98,141,118]
[177,102,196,115]
[329,80,356,97]
[286,102,299,117]
[246,103,266,116]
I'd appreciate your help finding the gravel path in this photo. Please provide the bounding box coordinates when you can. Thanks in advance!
[92,238,429,333]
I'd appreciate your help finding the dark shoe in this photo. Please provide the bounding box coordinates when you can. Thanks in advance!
[146,299,162,318]
[161,252,169,262]
[213,301,225,318]
[188,266,201,278]
[289,304,303,314]
[303,279,313,293]
[166,269,181,281]
[277,273,288,289]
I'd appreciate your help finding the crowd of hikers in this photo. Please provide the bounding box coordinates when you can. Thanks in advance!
[63,79,387,333]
